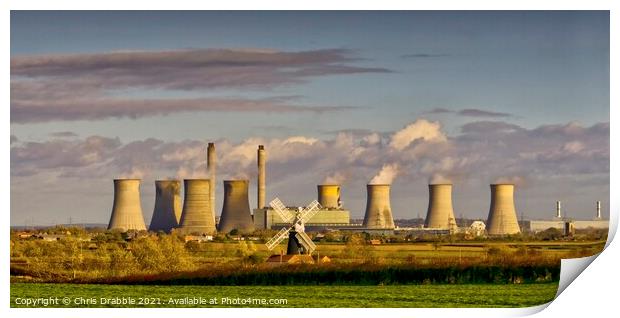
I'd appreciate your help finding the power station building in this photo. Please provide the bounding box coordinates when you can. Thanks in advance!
[524,201,608,232]
[253,184,351,230]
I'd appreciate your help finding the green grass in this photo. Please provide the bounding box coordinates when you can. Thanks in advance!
[10,283,558,308]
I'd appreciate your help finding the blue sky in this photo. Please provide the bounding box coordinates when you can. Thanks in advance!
[10,11,610,226]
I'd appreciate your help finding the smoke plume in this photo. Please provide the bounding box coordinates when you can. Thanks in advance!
[369,163,399,184]
[323,171,347,184]
[389,119,447,151]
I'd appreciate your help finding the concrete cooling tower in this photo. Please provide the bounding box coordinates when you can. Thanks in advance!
[108,179,147,231]
[318,184,341,209]
[149,180,182,233]
[486,184,521,235]
[218,180,255,233]
[362,184,395,229]
[178,179,216,234]
[257,145,266,209]
[424,184,456,229]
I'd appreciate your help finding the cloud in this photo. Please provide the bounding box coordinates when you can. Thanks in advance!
[11,48,390,123]
[422,108,513,118]
[10,120,608,189]
[460,121,524,134]
[12,96,355,123]
[389,119,447,151]
[457,109,512,118]
[49,131,78,138]
[401,53,449,58]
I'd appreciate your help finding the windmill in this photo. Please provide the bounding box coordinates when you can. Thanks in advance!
[265,198,322,255]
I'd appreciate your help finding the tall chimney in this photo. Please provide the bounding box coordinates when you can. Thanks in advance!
[149,180,182,233]
[596,201,601,219]
[179,179,216,234]
[207,143,216,222]
[486,184,521,235]
[108,179,146,231]
[424,184,456,229]
[556,201,562,219]
[362,184,395,229]
[257,145,266,209]
[218,180,255,233]
[318,184,340,209]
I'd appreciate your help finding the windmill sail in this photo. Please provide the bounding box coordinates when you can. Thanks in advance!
[299,200,322,224]
[270,198,294,223]
[295,231,316,253]
[266,226,291,250]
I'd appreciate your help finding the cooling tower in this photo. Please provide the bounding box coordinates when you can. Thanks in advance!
[108,179,147,231]
[486,184,521,235]
[207,143,216,223]
[318,184,341,209]
[424,184,456,229]
[178,179,216,234]
[362,184,395,229]
[257,145,266,209]
[149,180,182,233]
[218,180,255,233]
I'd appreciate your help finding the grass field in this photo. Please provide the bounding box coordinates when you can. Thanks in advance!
[10,283,558,308]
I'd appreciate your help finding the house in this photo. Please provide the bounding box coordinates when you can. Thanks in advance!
[184,235,214,243]
[369,239,382,245]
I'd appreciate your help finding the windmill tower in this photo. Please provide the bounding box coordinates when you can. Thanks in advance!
[265,198,322,255]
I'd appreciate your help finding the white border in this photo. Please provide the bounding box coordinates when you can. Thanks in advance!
[3,1,617,318]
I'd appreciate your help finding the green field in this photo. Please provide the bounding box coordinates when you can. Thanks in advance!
[10,283,558,308]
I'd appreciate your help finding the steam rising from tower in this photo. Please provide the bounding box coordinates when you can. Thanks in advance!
[362,184,395,229]
[257,145,266,209]
[486,184,521,235]
[424,184,456,229]
[218,180,255,233]
[149,180,182,233]
[207,143,216,222]
[318,184,341,209]
[179,179,216,234]
[108,179,147,231]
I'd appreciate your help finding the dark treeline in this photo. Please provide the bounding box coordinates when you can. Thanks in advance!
[87,262,559,286]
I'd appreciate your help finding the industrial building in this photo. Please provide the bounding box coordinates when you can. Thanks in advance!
[253,184,351,230]
[524,201,608,232]
[108,179,147,231]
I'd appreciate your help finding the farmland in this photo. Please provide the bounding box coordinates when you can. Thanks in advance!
[10,283,558,308]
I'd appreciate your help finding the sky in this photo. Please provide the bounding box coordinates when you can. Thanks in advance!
[10,11,609,226]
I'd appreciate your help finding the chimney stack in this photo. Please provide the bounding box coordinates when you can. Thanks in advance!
[556,201,562,219]
[486,184,521,235]
[108,179,147,231]
[207,143,216,222]
[596,201,602,219]
[362,184,395,229]
[257,145,266,209]
[218,180,255,233]
[179,179,216,234]
[424,184,456,229]
[149,180,182,233]
[318,184,341,209]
